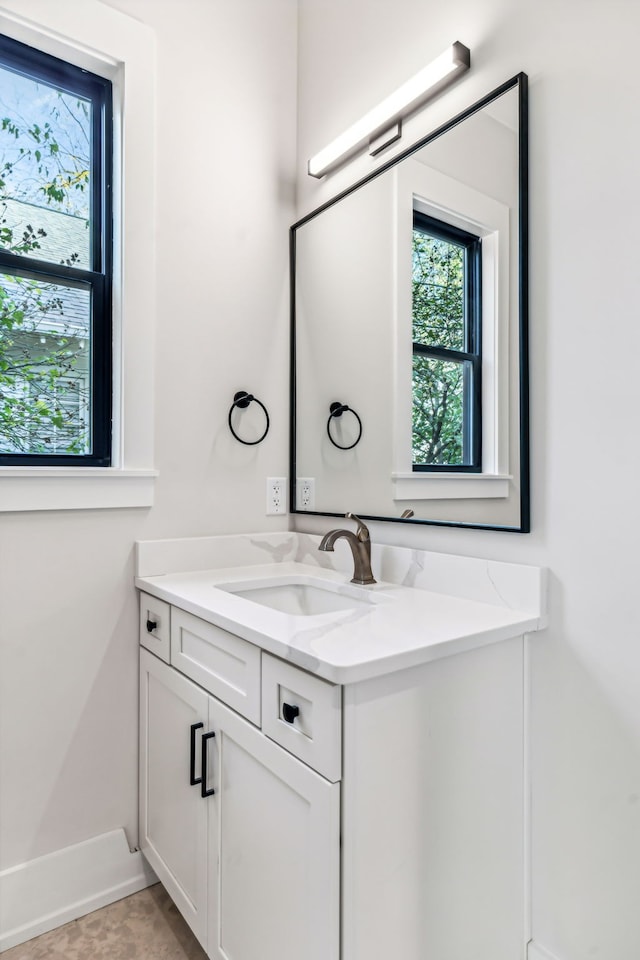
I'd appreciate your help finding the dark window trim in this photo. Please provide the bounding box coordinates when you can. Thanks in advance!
[0,33,113,467]
[411,210,482,473]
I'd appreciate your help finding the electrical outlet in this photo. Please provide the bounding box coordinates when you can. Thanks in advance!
[266,477,287,515]
[297,477,315,510]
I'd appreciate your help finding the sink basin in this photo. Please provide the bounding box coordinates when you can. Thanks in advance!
[218,575,384,617]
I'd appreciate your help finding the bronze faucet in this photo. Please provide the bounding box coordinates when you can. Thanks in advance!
[318,512,376,585]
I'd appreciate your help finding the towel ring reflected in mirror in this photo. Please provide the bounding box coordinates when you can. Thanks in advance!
[327,401,363,450]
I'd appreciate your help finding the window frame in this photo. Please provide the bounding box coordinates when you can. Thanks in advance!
[411,209,482,473]
[0,32,113,466]
[391,160,512,502]
[0,0,157,512]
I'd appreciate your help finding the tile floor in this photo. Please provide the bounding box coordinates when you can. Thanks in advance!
[2,884,206,960]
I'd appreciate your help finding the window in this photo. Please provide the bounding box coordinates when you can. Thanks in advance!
[0,33,112,465]
[412,210,481,472]
[392,161,511,502]
[0,4,156,512]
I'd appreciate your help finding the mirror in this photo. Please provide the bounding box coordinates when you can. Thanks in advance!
[291,74,529,532]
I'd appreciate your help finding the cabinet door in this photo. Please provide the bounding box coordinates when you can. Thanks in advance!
[139,648,209,948]
[206,695,340,960]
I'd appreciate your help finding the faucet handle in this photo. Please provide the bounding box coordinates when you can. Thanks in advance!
[345,512,370,542]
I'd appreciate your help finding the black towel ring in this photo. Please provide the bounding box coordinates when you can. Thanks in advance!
[327,401,362,450]
[228,391,270,445]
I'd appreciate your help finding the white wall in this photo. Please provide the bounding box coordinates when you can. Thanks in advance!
[295,173,395,513]
[0,0,296,871]
[295,1,640,958]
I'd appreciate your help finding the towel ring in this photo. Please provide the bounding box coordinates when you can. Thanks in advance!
[327,401,362,450]
[228,391,270,445]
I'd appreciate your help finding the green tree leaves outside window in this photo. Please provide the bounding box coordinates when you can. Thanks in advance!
[0,62,92,455]
[412,229,466,466]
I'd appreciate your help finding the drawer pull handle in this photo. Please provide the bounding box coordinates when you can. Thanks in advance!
[201,730,216,798]
[282,703,300,724]
[190,722,204,785]
[146,619,158,633]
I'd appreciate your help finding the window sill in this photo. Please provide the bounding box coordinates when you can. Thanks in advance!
[0,467,157,512]
[392,472,511,501]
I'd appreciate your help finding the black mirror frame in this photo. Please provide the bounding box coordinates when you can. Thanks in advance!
[289,73,529,533]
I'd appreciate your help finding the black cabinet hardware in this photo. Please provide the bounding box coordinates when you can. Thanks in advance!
[146,619,158,633]
[190,722,204,785]
[282,703,300,724]
[201,730,216,797]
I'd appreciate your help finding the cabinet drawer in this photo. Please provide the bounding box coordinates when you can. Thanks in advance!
[171,608,261,724]
[139,592,171,663]
[261,653,341,782]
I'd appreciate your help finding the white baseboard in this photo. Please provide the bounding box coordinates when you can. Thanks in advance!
[528,941,563,960]
[0,828,157,952]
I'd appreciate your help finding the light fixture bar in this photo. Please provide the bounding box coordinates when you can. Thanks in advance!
[308,41,470,178]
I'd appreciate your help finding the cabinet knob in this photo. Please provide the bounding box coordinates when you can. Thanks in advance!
[282,702,300,724]
[146,619,158,633]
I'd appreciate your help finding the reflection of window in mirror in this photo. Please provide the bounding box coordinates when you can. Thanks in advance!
[412,211,481,472]
[392,159,511,501]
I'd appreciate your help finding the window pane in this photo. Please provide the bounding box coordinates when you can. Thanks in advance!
[0,272,91,455]
[0,64,91,268]
[412,230,464,351]
[412,355,469,466]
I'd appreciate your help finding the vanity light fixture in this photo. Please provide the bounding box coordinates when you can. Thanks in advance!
[307,41,470,178]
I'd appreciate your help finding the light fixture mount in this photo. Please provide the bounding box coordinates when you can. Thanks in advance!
[308,41,470,179]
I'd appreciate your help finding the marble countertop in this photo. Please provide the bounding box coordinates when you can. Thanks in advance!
[136,549,545,683]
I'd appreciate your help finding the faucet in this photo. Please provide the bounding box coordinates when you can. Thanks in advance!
[318,512,376,585]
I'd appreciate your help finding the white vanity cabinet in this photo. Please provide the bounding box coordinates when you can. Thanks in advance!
[138,602,341,960]
[139,648,209,943]
[205,691,340,960]
[139,588,530,960]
